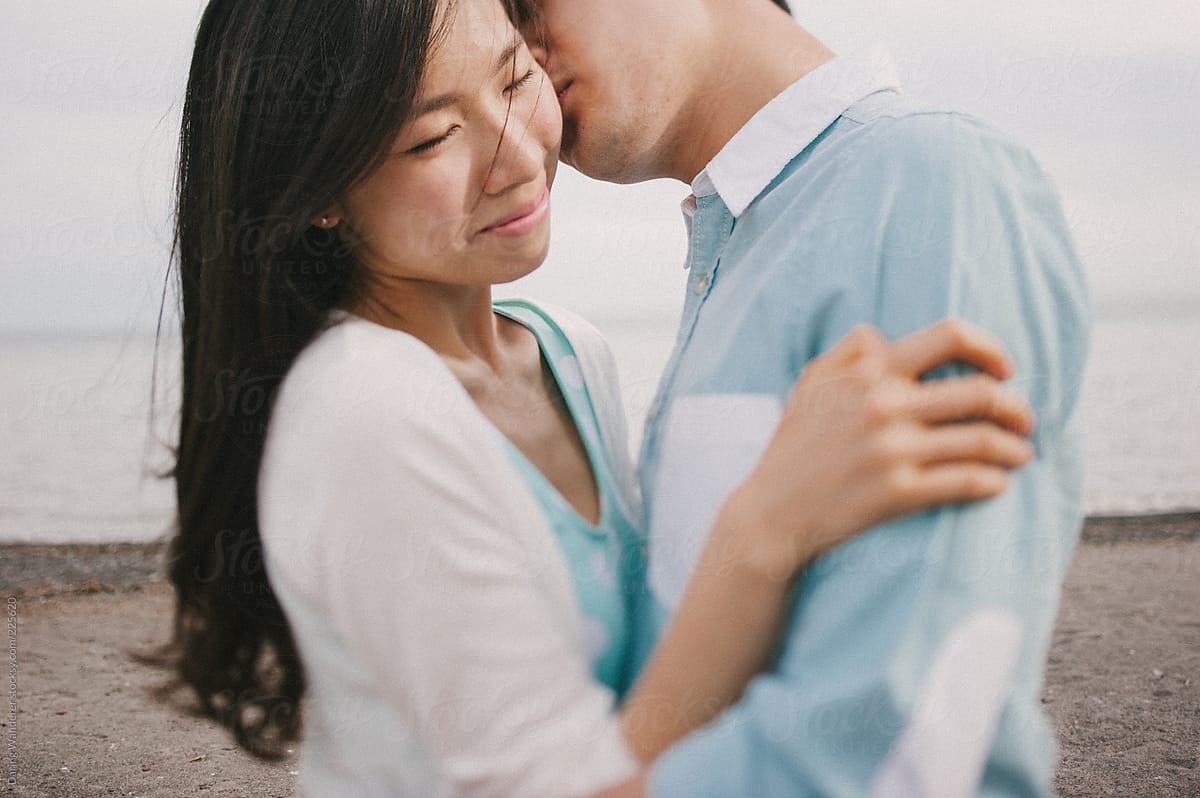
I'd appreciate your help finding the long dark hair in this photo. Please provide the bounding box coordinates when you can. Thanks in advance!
[154,0,505,759]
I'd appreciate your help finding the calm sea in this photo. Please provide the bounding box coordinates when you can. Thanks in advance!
[2,309,1197,544]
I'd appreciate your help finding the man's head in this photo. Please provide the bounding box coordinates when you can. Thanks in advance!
[522,0,796,184]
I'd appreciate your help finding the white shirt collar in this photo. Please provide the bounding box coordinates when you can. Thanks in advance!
[686,46,901,219]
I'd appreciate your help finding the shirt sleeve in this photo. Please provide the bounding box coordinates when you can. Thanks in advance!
[649,112,1090,797]
[264,325,638,797]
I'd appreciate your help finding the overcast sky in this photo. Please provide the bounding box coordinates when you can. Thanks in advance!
[2,0,1197,336]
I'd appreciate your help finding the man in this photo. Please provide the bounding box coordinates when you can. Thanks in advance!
[527,0,1089,795]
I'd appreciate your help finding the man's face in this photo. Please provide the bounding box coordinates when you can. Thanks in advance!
[522,0,695,183]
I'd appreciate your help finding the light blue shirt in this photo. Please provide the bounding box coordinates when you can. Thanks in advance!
[634,53,1090,797]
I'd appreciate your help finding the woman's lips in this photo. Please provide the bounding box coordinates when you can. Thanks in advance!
[483,188,550,237]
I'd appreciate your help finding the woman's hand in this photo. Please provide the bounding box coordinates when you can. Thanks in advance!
[724,319,1035,580]
[617,318,1034,765]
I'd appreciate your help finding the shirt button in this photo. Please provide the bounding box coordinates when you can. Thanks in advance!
[693,274,711,295]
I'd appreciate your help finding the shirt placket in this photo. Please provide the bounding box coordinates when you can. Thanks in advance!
[638,194,735,525]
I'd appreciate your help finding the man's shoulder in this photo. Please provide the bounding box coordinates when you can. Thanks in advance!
[829,91,1041,182]
[839,90,965,127]
[758,90,1050,223]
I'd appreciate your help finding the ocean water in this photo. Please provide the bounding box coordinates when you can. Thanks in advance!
[1,310,1197,544]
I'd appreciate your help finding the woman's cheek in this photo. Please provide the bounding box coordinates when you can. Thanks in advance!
[535,82,564,161]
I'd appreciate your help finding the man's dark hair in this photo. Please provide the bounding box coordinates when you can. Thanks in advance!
[772,0,791,11]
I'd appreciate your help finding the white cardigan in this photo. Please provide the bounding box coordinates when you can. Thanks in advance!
[258,302,640,797]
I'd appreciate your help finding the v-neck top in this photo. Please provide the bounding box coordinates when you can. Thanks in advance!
[493,299,644,696]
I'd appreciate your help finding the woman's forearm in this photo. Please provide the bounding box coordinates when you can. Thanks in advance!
[616,484,803,763]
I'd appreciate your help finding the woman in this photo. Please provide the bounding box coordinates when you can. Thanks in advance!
[160,0,1035,794]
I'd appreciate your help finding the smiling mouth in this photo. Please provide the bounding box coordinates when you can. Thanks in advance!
[482,188,551,237]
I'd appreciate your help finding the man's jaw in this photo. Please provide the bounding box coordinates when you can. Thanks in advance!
[552,77,579,168]
[558,120,579,171]
[553,78,574,115]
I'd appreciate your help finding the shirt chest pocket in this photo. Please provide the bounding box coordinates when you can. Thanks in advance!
[647,393,783,610]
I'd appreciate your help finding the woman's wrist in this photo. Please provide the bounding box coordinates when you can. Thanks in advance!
[619,484,804,763]
[709,481,817,586]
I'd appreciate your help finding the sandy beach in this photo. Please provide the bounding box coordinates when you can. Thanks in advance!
[3,514,1198,797]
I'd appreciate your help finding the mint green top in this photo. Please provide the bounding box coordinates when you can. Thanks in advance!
[493,300,644,696]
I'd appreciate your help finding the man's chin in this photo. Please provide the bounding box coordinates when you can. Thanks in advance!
[558,127,639,183]
[558,133,611,181]
[558,126,581,170]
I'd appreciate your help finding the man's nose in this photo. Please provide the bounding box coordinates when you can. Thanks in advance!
[526,40,550,71]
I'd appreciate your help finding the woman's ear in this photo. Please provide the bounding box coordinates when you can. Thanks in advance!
[310,205,343,229]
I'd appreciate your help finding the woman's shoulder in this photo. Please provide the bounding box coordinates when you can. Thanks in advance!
[508,299,607,353]
[503,298,640,516]
[499,298,616,379]
[272,314,470,441]
[292,313,448,384]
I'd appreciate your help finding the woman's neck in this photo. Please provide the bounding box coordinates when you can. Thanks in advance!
[348,281,509,372]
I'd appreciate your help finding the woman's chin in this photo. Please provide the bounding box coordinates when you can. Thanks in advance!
[495,246,551,286]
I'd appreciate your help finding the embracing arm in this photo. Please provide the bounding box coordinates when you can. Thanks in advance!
[275,295,1044,797]
[271,322,809,797]
[611,322,1036,775]
[557,306,1039,795]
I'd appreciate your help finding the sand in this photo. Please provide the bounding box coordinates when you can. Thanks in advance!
[2,514,1198,797]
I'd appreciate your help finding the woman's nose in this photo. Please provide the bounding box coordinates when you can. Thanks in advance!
[482,106,545,195]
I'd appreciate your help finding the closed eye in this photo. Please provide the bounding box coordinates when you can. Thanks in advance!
[407,125,460,154]
[504,68,537,95]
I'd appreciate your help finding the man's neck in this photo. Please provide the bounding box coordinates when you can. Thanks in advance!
[668,4,835,184]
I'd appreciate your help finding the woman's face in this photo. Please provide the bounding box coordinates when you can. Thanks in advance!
[334,0,561,291]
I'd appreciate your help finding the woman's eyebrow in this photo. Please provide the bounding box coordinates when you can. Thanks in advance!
[491,38,522,78]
